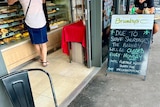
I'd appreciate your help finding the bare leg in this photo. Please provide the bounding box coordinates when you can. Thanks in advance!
[153,23,159,34]
[40,43,47,62]
[34,43,48,67]
[34,44,42,59]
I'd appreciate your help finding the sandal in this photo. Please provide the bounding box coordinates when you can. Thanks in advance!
[41,61,49,67]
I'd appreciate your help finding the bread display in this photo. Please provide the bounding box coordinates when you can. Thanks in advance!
[0,8,17,14]
[22,32,29,38]
[9,24,24,32]
[1,28,8,33]
[0,40,4,45]
[1,19,14,24]
[49,21,66,30]
[0,30,2,36]
[1,28,9,38]
[48,9,56,14]
[14,16,24,22]
[0,5,26,45]
[46,3,55,6]
[0,2,69,45]
[14,33,22,39]
[3,38,11,43]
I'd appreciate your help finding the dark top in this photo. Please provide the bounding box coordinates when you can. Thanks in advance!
[134,0,154,10]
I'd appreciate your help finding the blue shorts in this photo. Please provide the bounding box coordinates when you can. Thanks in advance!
[27,25,48,44]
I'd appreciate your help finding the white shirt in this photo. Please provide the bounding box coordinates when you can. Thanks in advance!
[19,0,46,28]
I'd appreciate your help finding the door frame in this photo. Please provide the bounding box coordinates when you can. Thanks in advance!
[85,0,103,67]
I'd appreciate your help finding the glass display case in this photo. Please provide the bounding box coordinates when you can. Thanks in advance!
[46,1,71,30]
[0,0,72,72]
[0,0,71,46]
[0,4,28,45]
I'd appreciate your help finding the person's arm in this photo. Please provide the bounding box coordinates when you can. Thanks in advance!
[149,7,155,14]
[136,8,143,14]
[143,7,155,14]
[134,0,143,14]
[136,5,155,14]
[147,0,155,14]
[7,0,18,5]
[42,0,46,3]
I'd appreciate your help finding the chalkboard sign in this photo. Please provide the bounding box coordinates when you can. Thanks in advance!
[107,14,154,76]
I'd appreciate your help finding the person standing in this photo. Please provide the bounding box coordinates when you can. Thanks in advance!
[8,0,49,67]
[134,0,159,34]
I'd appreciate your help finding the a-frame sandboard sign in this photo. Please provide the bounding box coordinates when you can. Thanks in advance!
[107,14,154,80]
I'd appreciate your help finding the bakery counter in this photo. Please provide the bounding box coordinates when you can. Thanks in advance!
[0,27,63,73]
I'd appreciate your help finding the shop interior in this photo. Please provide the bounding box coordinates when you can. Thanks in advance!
[0,0,116,106]
[0,0,98,107]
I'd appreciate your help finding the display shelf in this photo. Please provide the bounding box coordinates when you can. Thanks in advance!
[0,4,26,45]
[47,4,65,9]
[0,1,72,72]
[49,21,68,30]
[0,1,71,45]
[0,21,22,29]
[46,2,69,30]
[0,32,15,39]
[0,10,23,18]
[49,17,67,23]
[0,30,23,39]
[48,11,67,17]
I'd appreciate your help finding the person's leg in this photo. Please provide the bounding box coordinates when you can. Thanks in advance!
[40,43,48,67]
[151,22,159,43]
[40,43,48,63]
[153,23,159,34]
[34,44,42,60]
[34,43,48,67]
[27,25,48,66]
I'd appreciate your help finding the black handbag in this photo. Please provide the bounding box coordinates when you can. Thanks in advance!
[23,0,31,29]
[43,2,50,31]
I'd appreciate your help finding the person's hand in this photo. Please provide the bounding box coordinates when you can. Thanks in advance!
[142,8,150,14]
[139,0,146,4]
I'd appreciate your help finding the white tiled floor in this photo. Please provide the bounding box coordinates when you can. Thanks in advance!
[20,49,99,107]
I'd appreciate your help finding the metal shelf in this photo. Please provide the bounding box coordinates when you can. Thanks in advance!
[48,10,67,17]
[0,21,22,29]
[0,10,23,19]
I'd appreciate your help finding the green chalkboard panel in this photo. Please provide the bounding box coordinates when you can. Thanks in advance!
[107,14,154,76]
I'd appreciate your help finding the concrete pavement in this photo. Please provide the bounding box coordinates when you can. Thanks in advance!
[68,20,160,107]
